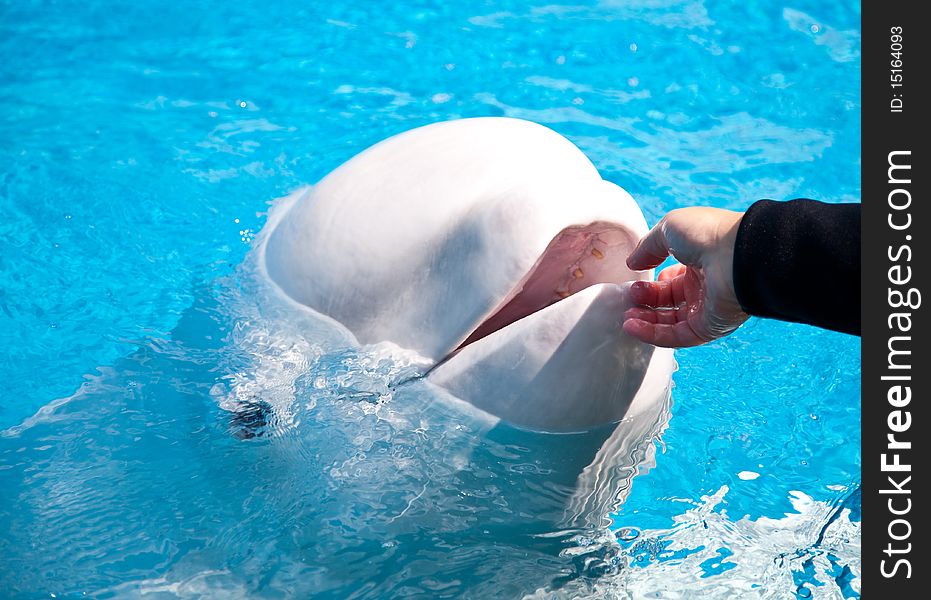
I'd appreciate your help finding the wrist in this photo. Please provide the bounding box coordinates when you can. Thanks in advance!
[714,210,747,320]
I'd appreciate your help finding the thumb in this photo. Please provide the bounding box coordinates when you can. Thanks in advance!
[627,219,671,271]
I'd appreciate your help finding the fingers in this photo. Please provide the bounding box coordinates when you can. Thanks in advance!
[626,219,671,271]
[624,305,690,326]
[628,279,687,310]
[658,263,687,281]
[622,316,706,348]
[624,268,704,347]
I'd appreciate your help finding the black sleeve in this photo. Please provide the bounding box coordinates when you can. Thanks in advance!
[732,199,860,336]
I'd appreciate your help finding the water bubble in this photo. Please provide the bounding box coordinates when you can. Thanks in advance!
[616,527,640,542]
[810,24,820,34]
[629,43,638,52]
[239,101,247,108]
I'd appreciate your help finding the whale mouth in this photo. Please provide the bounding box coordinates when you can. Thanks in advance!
[457,221,643,351]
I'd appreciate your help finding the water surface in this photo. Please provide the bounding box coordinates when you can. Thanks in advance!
[1,1,860,597]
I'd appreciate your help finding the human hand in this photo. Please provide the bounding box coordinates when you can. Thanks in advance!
[623,207,749,348]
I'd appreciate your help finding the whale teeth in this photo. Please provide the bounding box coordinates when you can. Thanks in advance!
[572,268,584,279]
[591,248,604,259]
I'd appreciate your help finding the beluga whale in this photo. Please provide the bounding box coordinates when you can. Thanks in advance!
[258,117,676,523]
[261,117,673,432]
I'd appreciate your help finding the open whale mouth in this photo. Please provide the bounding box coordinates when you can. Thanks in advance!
[456,221,643,351]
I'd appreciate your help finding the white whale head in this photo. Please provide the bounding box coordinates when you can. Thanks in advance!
[262,117,675,433]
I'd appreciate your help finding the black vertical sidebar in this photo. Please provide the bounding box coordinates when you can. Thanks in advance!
[862,0,929,596]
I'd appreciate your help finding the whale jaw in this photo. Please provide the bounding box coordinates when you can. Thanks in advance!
[429,283,676,433]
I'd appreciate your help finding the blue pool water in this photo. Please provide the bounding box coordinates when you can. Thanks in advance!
[1,1,860,597]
